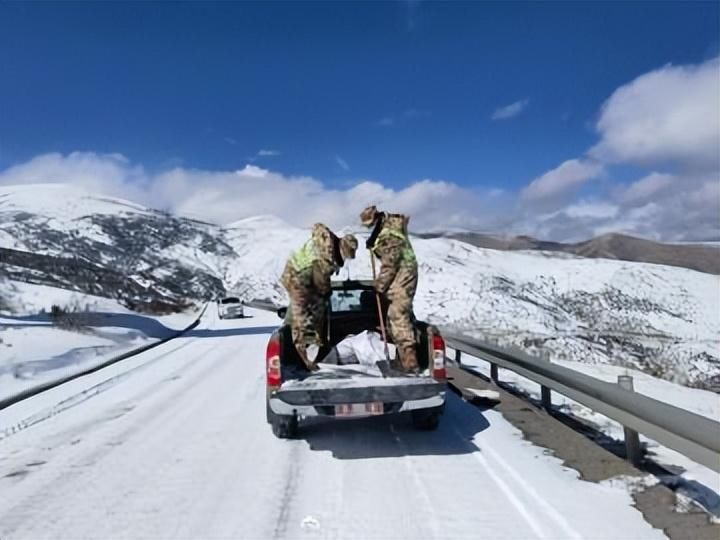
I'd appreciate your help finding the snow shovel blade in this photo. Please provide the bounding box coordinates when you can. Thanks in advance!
[375,360,414,378]
[376,360,391,378]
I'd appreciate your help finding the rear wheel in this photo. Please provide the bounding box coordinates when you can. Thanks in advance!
[411,407,442,430]
[272,415,298,439]
[265,401,273,424]
[267,402,299,438]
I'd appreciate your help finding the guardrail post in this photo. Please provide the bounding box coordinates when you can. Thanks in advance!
[454,349,462,366]
[490,363,499,383]
[541,386,552,410]
[540,351,551,410]
[618,375,642,466]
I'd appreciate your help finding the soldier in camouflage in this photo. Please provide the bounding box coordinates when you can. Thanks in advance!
[281,224,358,370]
[360,206,420,373]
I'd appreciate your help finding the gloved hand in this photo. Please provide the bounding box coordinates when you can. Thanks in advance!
[374,282,389,297]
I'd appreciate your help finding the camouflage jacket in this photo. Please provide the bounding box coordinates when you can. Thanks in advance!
[288,223,339,297]
[370,213,417,294]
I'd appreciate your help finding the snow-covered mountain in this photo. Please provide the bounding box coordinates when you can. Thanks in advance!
[0,184,233,310]
[418,231,720,275]
[2,183,718,390]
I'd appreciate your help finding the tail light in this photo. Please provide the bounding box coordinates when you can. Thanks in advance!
[432,333,446,381]
[266,336,282,390]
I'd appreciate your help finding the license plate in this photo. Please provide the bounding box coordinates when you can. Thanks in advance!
[335,402,384,417]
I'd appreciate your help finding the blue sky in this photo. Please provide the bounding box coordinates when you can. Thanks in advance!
[0,1,718,240]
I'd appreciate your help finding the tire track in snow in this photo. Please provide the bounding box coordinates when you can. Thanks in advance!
[481,440,583,540]
[1,313,290,540]
[445,396,584,540]
[0,340,222,538]
[471,448,548,539]
[443,409,550,540]
[389,423,442,540]
[272,442,303,540]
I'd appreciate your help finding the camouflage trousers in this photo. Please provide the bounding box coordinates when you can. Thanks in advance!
[385,262,419,371]
[281,266,326,366]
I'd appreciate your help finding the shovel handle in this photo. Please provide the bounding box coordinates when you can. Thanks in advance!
[370,252,391,361]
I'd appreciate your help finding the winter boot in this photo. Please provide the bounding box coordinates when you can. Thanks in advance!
[399,345,420,374]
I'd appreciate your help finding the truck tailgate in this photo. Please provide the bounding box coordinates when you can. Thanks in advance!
[275,365,444,406]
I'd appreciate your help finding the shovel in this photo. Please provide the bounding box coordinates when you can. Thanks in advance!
[370,251,392,375]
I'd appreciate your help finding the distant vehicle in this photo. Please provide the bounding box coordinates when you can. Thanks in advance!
[218,296,244,319]
[265,280,447,438]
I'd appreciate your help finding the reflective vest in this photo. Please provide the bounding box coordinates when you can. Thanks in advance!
[290,239,317,273]
[373,228,417,265]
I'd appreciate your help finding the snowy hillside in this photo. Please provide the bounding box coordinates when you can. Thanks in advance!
[222,219,720,391]
[0,184,232,309]
[2,183,719,390]
[222,215,310,301]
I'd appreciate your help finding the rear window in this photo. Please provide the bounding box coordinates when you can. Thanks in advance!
[330,289,376,312]
[221,297,241,304]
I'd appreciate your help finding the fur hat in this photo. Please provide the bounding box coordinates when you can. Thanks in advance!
[360,205,379,227]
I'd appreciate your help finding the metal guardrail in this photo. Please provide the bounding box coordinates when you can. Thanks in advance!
[443,330,720,473]
[242,299,720,472]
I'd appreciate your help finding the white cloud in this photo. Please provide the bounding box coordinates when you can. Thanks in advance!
[491,99,530,120]
[378,117,395,127]
[153,172,498,231]
[0,152,500,232]
[522,159,604,201]
[335,156,350,172]
[583,203,664,241]
[590,56,720,168]
[236,165,268,178]
[688,178,720,207]
[517,55,720,241]
[404,108,431,119]
[518,174,720,242]
[564,201,619,220]
[1,149,716,242]
[257,149,280,157]
[0,152,149,202]
[621,172,674,203]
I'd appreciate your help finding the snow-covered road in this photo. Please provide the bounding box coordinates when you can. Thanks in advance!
[0,307,665,540]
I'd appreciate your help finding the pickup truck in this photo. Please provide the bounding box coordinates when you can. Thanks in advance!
[265,280,447,438]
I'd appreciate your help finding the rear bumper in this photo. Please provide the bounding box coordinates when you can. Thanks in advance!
[268,383,446,418]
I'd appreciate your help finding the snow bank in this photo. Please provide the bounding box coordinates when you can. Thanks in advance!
[458,350,720,515]
[0,280,201,401]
